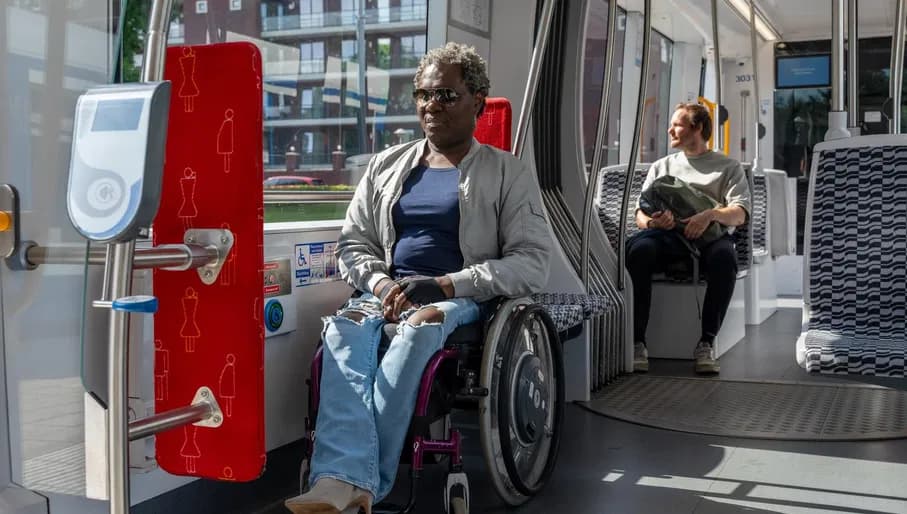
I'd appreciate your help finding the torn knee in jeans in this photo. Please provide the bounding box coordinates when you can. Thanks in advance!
[336,310,367,324]
[403,306,445,327]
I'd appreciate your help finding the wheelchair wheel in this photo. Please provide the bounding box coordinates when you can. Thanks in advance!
[478,300,564,506]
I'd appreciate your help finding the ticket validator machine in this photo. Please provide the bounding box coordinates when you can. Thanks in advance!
[68,82,171,243]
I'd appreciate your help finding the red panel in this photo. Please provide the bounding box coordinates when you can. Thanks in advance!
[474,97,512,152]
[153,43,265,481]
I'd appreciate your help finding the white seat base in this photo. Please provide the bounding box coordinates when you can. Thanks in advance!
[644,277,746,360]
[745,256,778,325]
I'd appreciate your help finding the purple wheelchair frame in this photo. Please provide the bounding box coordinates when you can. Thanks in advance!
[307,344,465,474]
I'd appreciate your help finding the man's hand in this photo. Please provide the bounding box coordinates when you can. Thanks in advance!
[648,210,675,230]
[398,276,450,305]
[681,209,715,240]
[376,278,407,321]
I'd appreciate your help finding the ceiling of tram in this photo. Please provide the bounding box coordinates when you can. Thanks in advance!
[621,0,902,55]
[759,0,898,40]
[620,0,764,57]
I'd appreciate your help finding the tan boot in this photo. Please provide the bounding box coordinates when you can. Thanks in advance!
[284,477,373,514]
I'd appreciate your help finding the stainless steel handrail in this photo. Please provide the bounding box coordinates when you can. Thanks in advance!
[892,0,906,134]
[616,1,652,290]
[129,403,214,441]
[513,0,556,159]
[25,244,218,269]
[831,0,846,113]
[106,1,173,513]
[581,0,619,288]
[847,0,859,130]
[749,0,762,170]
[712,0,723,153]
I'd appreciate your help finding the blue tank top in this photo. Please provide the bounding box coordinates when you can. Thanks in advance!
[392,165,464,278]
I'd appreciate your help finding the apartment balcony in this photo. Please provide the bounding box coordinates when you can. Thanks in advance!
[261,5,427,38]
[263,64,418,83]
[264,114,419,128]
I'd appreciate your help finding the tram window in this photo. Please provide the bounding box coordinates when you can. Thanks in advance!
[639,32,673,164]
[581,1,626,170]
[122,0,429,224]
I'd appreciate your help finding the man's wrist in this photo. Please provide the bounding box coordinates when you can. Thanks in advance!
[374,278,394,298]
[435,276,455,298]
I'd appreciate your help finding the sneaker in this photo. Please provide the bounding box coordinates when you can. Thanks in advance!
[633,342,649,372]
[694,341,720,374]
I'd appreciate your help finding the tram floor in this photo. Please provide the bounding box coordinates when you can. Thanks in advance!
[140,307,907,514]
[257,306,907,514]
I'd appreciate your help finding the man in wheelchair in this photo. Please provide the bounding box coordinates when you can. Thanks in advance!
[285,42,552,514]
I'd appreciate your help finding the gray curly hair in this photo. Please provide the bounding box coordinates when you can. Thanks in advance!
[413,42,491,97]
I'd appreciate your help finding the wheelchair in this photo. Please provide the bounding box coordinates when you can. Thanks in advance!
[298,296,567,514]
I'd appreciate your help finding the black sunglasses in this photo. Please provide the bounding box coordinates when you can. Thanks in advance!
[412,87,463,105]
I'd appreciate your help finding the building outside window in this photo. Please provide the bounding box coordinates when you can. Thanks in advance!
[151,0,430,223]
[299,41,325,74]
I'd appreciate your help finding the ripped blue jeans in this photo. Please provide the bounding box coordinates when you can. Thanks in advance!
[310,293,480,502]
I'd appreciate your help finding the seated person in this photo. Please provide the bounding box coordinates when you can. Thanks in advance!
[284,42,553,514]
[627,102,750,375]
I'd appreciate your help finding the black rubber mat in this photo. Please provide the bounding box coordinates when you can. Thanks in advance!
[580,375,907,441]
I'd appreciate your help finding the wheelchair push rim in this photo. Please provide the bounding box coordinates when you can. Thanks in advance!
[479,299,565,505]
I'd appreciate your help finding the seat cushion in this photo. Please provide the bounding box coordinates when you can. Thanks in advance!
[804,329,906,377]
[531,292,611,318]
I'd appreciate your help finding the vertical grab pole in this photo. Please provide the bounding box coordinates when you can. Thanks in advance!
[749,0,762,170]
[616,0,652,290]
[826,0,851,140]
[831,0,846,112]
[513,0,556,159]
[847,0,859,132]
[711,0,723,153]
[891,0,906,134]
[106,2,172,513]
[106,242,135,514]
[581,0,619,287]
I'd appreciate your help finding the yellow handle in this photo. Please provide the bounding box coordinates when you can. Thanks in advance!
[0,211,11,232]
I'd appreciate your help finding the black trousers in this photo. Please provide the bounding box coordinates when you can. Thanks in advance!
[626,229,738,345]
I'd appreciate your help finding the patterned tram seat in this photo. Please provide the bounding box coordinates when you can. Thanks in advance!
[799,137,907,376]
[596,163,751,281]
[751,170,769,261]
[764,168,797,258]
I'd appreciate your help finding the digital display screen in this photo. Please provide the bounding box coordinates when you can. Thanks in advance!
[776,55,831,89]
[91,98,145,132]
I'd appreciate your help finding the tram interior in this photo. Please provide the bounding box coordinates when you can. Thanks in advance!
[1,0,907,513]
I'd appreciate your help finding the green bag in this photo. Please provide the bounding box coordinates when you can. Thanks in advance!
[639,175,727,245]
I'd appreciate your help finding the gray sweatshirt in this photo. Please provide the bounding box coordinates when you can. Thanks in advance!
[336,138,553,302]
[639,150,751,218]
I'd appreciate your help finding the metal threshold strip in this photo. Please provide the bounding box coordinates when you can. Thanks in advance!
[580,375,907,441]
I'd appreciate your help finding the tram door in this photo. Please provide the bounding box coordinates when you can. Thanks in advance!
[1,1,122,512]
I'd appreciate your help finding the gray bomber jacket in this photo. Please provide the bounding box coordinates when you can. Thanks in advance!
[336,138,553,302]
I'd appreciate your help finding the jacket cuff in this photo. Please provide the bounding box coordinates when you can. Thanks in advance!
[365,272,393,296]
[447,269,479,298]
